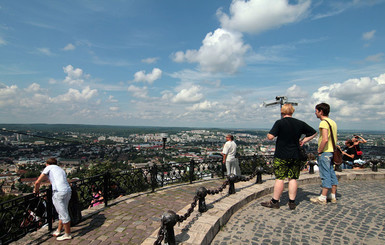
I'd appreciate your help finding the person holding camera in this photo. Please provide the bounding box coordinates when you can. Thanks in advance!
[352,135,367,160]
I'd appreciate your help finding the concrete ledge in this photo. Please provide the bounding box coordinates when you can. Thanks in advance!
[142,169,385,245]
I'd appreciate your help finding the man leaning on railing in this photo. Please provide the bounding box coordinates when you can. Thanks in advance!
[34,158,72,241]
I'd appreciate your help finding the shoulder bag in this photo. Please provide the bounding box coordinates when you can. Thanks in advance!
[324,120,342,165]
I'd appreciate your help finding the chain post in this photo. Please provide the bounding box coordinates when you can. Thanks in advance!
[197,187,208,212]
[308,160,316,174]
[228,175,236,195]
[255,166,264,184]
[161,210,178,245]
[372,160,378,172]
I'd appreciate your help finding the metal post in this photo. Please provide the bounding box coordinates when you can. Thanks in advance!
[162,210,178,245]
[46,187,53,231]
[221,161,225,179]
[103,172,110,206]
[197,187,208,212]
[308,161,316,174]
[255,166,263,184]
[189,159,194,184]
[151,164,158,192]
[228,175,236,194]
[372,160,378,172]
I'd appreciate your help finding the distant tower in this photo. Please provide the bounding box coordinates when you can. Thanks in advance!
[263,96,298,118]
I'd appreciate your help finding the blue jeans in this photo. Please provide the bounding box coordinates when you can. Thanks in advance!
[317,152,338,188]
[342,161,353,169]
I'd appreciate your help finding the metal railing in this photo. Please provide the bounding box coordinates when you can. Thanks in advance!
[0,157,228,244]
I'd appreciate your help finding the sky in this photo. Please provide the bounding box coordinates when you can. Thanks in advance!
[1,0,385,131]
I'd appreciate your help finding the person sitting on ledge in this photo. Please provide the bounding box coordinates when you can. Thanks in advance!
[338,139,355,169]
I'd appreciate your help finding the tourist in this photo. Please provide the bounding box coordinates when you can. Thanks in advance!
[352,135,367,159]
[34,158,72,241]
[338,139,355,169]
[261,104,317,210]
[222,134,241,176]
[310,103,338,205]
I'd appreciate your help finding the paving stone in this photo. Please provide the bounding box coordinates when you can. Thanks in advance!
[212,179,385,245]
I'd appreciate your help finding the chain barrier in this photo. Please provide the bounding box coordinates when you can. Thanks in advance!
[153,164,265,245]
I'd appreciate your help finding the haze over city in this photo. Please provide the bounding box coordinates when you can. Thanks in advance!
[1,0,385,130]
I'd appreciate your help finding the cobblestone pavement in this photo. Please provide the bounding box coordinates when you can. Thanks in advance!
[18,179,225,245]
[212,180,385,245]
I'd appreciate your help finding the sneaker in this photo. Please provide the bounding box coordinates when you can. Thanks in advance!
[288,202,296,210]
[57,234,72,241]
[310,196,327,205]
[261,200,280,209]
[327,197,337,204]
[52,230,61,237]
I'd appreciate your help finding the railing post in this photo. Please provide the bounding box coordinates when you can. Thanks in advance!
[151,164,158,192]
[162,210,178,245]
[69,183,82,225]
[255,166,263,184]
[197,187,208,212]
[46,187,53,231]
[221,161,225,179]
[103,172,110,206]
[189,159,194,184]
[228,175,236,195]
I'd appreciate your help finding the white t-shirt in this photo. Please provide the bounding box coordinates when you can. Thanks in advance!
[42,165,71,192]
[222,141,237,161]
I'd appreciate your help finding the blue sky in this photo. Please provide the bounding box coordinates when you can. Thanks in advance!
[1,0,385,130]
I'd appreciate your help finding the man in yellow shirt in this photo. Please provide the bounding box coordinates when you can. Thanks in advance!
[310,103,338,205]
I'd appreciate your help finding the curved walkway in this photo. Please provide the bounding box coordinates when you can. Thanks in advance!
[212,179,385,245]
[14,170,385,245]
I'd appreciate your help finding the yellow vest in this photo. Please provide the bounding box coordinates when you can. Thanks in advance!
[318,118,337,153]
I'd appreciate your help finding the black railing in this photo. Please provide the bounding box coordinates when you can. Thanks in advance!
[0,157,226,244]
[0,155,279,244]
[0,188,52,244]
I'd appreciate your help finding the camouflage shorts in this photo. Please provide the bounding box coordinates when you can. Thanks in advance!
[273,157,304,180]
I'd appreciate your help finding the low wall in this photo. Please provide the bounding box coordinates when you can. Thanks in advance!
[142,169,385,245]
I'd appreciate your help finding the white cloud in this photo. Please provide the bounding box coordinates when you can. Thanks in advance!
[362,30,376,40]
[25,83,41,93]
[63,65,90,86]
[0,36,6,45]
[0,84,18,107]
[141,57,159,64]
[286,84,308,98]
[171,85,203,103]
[172,28,250,74]
[365,53,383,62]
[133,68,162,84]
[218,0,311,34]
[187,100,219,111]
[63,43,76,51]
[36,47,53,56]
[107,95,118,103]
[53,86,98,103]
[109,106,119,111]
[127,85,148,98]
[310,73,385,119]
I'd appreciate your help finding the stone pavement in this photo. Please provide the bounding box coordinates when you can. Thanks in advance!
[13,179,226,245]
[14,170,385,245]
[212,179,385,245]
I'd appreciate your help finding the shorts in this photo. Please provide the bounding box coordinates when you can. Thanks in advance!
[317,152,338,188]
[52,191,72,224]
[273,157,303,180]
